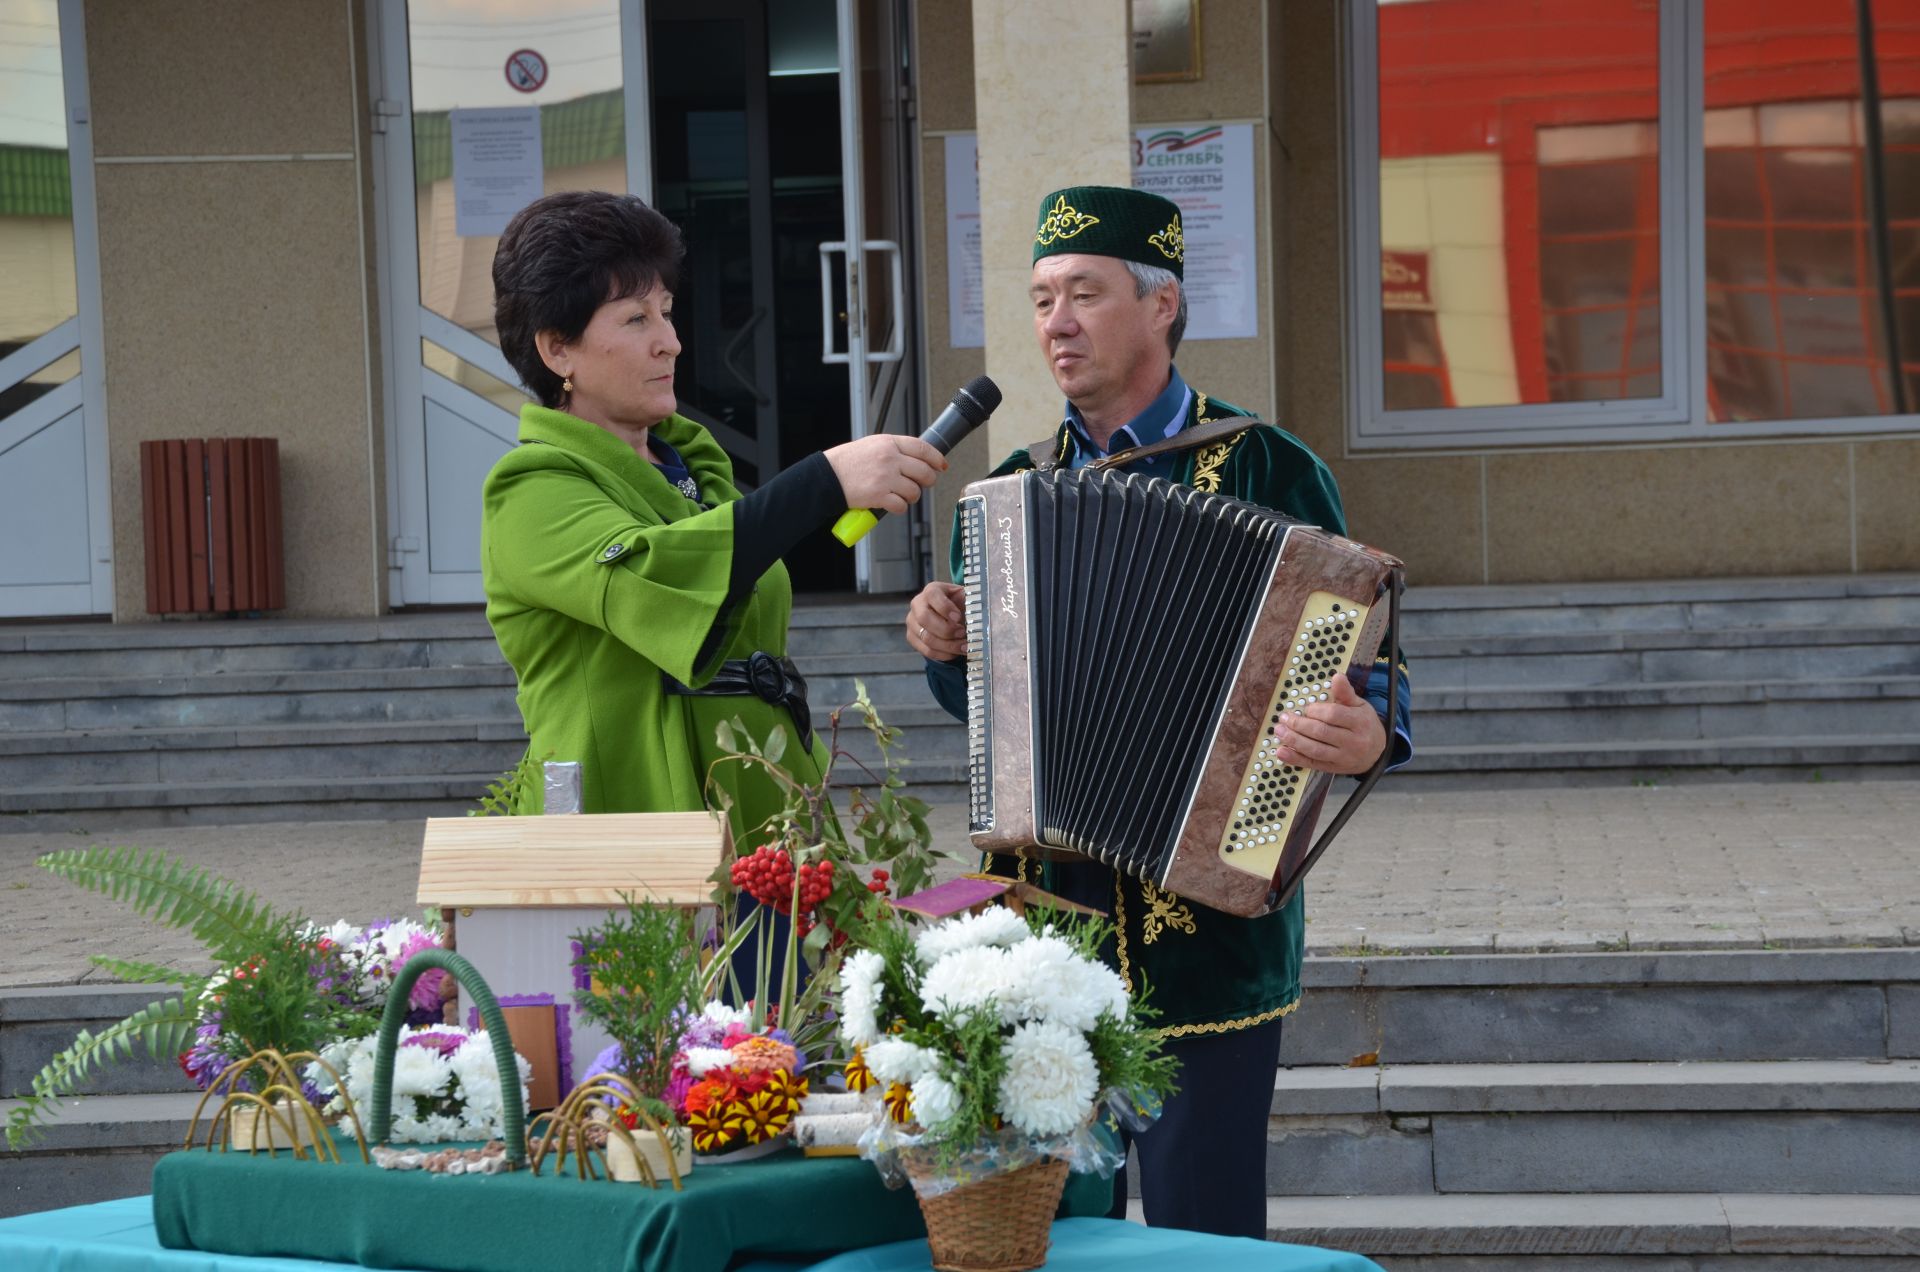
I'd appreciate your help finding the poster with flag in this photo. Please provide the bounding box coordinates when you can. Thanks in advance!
[1131,123,1258,340]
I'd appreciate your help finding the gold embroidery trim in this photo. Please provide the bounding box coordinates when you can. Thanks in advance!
[1194,392,1211,420]
[1190,438,1234,493]
[1156,995,1301,1039]
[1116,875,1301,1038]
[1147,217,1185,263]
[1138,881,1196,945]
[1035,195,1100,246]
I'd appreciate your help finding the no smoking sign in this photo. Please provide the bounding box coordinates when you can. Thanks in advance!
[505,48,548,93]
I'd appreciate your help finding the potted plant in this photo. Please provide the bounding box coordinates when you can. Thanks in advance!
[836,905,1180,1272]
[570,898,704,1180]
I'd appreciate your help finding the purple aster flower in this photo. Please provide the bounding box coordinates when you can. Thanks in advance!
[178,1020,239,1092]
[396,931,449,1013]
[401,1031,466,1059]
[662,1067,695,1113]
[584,1041,629,1083]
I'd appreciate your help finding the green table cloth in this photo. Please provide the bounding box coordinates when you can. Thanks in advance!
[151,1138,1112,1272]
[2,1199,1386,1272]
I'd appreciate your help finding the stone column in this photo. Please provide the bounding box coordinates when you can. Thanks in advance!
[970,0,1132,463]
[86,0,383,619]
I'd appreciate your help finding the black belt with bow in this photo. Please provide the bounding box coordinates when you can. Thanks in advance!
[662,651,814,751]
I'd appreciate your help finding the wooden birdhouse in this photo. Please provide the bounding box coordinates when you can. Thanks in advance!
[416,812,730,1109]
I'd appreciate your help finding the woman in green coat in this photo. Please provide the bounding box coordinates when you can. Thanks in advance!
[482,191,944,848]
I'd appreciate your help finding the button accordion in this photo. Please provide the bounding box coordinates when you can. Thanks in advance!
[959,467,1404,919]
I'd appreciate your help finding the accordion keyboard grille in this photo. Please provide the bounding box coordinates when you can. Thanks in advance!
[959,497,993,834]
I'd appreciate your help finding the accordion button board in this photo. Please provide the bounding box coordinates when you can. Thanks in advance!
[1218,592,1371,881]
[960,467,1402,920]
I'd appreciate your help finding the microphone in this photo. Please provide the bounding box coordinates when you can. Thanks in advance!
[832,375,1003,546]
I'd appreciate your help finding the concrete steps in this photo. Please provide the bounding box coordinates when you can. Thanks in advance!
[4,573,1920,825]
[1267,1060,1920,1196]
[1250,949,1920,1265]
[1262,1193,1920,1268]
[0,1092,201,1218]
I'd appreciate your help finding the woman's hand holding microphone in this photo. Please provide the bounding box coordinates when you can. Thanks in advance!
[824,434,946,515]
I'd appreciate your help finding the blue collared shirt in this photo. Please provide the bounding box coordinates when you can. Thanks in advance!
[1060,367,1193,474]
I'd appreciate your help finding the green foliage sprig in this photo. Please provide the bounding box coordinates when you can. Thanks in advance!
[5,845,298,1149]
[570,897,704,1118]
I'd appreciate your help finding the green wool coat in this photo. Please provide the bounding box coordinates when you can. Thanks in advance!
[480,404,828,841]
[965,390,1347,1037]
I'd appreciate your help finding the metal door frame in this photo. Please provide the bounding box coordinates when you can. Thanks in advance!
[369,0,653,606]
[0,0,112,618]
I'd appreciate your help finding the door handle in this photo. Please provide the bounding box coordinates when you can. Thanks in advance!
[722,307,771,405]
[864,240,904,364]
[819,241,850,365]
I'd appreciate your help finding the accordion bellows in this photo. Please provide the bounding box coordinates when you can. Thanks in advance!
[961,468,1402,919]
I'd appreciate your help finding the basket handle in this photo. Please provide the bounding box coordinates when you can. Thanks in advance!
[370,949,527,1167]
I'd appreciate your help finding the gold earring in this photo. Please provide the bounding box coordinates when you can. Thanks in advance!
[562,376,573,393]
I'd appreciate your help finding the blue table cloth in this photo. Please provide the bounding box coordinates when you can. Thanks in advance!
[0,1198,1384,1272]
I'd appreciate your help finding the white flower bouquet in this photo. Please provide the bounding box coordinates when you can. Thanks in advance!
[306,1025,531,1144]
[836,904,1178,1198]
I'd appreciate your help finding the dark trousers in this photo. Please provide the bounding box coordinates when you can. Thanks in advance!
[1107,1014,1286,1238]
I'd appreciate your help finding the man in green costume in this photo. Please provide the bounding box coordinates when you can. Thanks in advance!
[905,185,1413,1237]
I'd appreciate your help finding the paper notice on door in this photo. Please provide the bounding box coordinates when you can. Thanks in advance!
[1132,123,1258,340]
[944,134,985,349]
[451,106,544,239]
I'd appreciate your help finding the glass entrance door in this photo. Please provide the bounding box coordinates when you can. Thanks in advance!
[648,0,856,593]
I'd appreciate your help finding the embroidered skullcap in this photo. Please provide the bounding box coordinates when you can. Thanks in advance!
[1031,185,1184,280]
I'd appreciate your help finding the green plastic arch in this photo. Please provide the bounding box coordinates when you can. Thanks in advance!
[370,948,526,1167]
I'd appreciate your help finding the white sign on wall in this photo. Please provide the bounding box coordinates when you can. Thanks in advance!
[1131,123,1258,340]
[450,106,544,238]
[940,123,1259,348]
[944,134,986,349]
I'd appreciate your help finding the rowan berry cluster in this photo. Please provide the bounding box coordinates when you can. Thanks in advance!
[729,846,835,915]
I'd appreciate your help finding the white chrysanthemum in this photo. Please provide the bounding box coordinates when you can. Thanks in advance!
[390,1040,453,1102]
[998,1019,1098,1136]
[449,1032,529,1137]
[997,935,1130,1030]
[683,1046,735,1077]
[918,944,1013,1020]
[413,1113,465,1144]
[911,1072,961,1129]
[840,948,886,999]
[914,907,1030,966]
[863,1037,943,1085]
[837,948,887,1046]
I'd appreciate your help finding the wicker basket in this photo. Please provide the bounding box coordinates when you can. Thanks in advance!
[913,1157,1069,1272]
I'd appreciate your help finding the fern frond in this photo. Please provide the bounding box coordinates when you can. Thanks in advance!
[88,954,208,990]
[36,844,290,964]
[4,995,201,1150]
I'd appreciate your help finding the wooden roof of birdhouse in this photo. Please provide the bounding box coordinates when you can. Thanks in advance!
[416,812,730,908]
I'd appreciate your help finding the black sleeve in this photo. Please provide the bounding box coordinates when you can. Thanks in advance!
[727,451,844,595]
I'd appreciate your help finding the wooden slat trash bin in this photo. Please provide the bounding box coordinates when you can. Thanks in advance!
[139,437,285,615]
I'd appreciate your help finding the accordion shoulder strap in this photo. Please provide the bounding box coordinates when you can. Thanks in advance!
[1086,416,1264,473]
[1025,416,1264,475]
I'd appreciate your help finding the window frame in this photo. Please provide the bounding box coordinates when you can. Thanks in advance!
[1344,0,1920,450]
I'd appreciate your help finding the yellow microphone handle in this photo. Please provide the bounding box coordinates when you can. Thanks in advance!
[832,508,881,546]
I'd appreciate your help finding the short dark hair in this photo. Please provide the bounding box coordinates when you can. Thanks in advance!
[493,191,686,408]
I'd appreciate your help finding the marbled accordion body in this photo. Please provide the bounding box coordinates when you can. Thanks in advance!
[960,468,1402,919]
